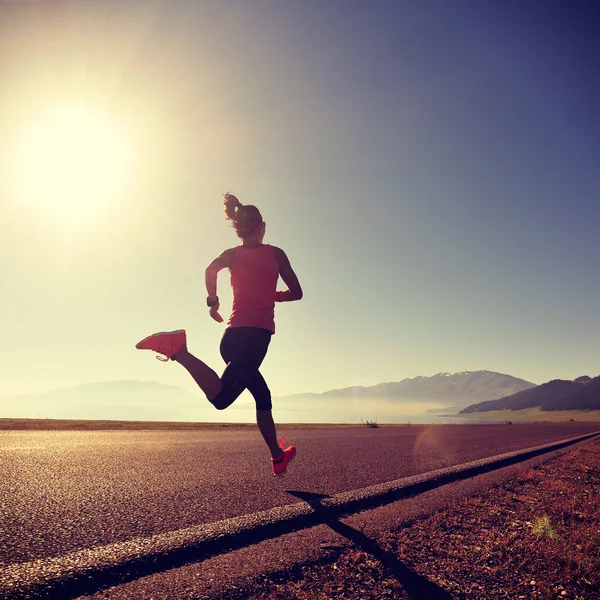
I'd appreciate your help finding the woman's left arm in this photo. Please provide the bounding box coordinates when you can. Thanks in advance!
[273,247,303,302]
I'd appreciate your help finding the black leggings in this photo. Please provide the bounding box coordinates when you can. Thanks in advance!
[210,327,272,411]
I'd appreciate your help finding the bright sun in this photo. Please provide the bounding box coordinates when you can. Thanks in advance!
[14,105,134,225]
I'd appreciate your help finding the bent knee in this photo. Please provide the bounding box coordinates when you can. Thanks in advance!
[211,397,231,411]
[210,390,236,411]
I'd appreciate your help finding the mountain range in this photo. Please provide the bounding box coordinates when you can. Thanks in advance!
[1,371,536,423]
[460,375,600,414]
[275,370,536,414]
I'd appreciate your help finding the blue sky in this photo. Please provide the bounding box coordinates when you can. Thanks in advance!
[1,1,599,403]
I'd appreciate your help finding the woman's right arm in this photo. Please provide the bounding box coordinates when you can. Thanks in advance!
[205,248,235,322]
[274,247,303,302]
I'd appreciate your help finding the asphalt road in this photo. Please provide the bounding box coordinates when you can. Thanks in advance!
[2,422,599,567]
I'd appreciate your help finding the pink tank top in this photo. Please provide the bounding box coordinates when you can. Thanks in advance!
[227,244,279,334]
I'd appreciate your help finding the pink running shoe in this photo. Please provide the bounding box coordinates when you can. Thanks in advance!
[135,330,186,362]
[271,437,297,477]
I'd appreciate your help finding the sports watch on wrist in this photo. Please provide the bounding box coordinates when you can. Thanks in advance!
[206,296,219,307]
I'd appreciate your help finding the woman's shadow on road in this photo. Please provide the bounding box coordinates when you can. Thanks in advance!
[287,490,453,600]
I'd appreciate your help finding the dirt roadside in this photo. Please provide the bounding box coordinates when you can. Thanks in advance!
[0,418,369,431]
[223,438,600,600]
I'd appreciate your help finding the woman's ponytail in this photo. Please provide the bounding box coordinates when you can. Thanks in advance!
[223,193,242,222]
[223,192,263,238]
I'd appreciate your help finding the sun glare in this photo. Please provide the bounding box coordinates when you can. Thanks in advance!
[14,105,134,226]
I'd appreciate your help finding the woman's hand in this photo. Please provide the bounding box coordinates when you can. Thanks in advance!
[209,304,223,323]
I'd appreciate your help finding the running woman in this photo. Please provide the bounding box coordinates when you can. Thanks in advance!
[136,193,303,476]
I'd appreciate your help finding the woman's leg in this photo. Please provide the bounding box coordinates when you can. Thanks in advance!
[189,327,271,414]
[218,329,281,457]
[246,371,281,458]
[176,328,281,457]
[256,410,281,458]
[175,345,254,410]
[173,347,223,401]
[209,328,268,405]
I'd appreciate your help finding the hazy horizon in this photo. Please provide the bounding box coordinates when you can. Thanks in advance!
[0,386,480,425]
[0,371,541,424]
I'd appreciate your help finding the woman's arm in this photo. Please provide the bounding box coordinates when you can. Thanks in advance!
[205,248,235,322]
[274,247,303,302]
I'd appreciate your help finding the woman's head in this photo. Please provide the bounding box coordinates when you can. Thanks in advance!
[223,193,265,240]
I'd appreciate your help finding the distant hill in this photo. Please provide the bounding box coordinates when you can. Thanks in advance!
[1,380,200,405]
[0,380,242,422]
[277,371,536,413]
[460,376,600,414]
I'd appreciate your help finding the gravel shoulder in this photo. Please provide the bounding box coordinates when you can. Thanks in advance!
[225,438,600,600]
